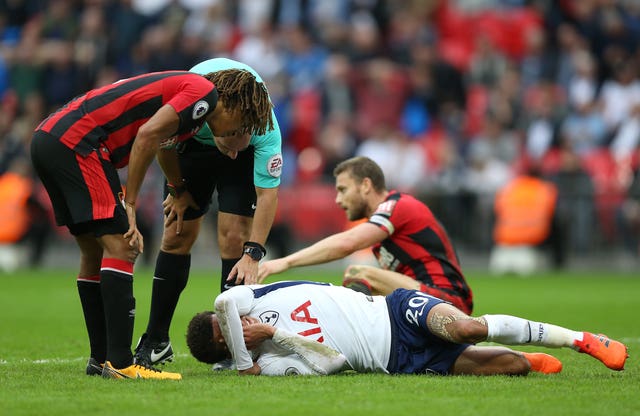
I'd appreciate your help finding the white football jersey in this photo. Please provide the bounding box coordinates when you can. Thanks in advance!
[214,282,392,375]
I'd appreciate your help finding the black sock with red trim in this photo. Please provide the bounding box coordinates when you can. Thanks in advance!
[100,258,135,369]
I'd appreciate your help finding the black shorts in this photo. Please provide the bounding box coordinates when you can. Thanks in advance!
[30,131,128,237]
[175,139,256,220]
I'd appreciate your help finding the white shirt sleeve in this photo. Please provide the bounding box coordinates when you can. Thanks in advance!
[214,286,256,371]
[266,328,348,375]
[258,353,323,376]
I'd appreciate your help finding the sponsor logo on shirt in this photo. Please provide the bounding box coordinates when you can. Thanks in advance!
[192,100,210,119]
[374,199,397,216]
[267,153,283,177]
[377,246,399,271]
[159,135,178,149]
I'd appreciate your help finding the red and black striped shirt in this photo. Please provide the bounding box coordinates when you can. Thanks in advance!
[36,71,217,168]
[368,191,473,305]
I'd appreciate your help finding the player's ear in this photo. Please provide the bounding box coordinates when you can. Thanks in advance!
[211,315,227,345]
[361,177,373,193]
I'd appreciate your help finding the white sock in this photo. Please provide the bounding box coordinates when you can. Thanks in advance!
[484,314,583,348]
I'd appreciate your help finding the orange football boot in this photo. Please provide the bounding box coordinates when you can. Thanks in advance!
[523,352,563,374]
[573,332,628,371]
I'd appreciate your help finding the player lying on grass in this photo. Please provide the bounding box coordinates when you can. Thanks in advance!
[186,282,628,376]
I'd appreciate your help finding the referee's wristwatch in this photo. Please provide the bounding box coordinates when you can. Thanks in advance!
[243,242,266,261]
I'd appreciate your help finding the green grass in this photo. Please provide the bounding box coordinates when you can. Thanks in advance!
[1,267,638,416]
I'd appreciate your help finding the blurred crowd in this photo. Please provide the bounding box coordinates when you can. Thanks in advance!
[0,0,639,269]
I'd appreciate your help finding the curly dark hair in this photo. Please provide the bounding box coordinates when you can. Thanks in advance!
[203,69,274,136]
[186,311,228,364]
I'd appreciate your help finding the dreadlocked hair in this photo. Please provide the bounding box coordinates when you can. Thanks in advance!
[204,69,274,136]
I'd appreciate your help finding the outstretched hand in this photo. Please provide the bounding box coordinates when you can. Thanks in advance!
[256,258,289,283]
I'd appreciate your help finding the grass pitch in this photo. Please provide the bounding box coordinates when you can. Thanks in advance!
[0,267,638,416]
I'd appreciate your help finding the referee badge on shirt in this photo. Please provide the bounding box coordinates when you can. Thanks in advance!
[266,154,283,178]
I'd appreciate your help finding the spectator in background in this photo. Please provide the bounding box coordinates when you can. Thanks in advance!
[467,111,520,165]
[316,114,357,183]
[319,53,355,123]
[345,10,385,63]
[401,64,433,138]
[553,23,588,91]
[490,163,563,275]
[468,34,508,88]
[550,148,596,255]
[523,80,567,163]
[42,40,81,109]
[356,126,427,193]
[7,20,44,106]
[519,26,556,89]
[282,24,328,94]
[486,64,524,131]
[40,0,77,41]
[560,50,607,156]
[408,34,466,138]
[351,58,410,139]
[599,58,640,136]
[104,0,147,74]
[233,22,285,81]
[464,116,515,248]
[616,148,640,258]
[74,5,110,91]
[0,158,50,272]
[2,0,640,268]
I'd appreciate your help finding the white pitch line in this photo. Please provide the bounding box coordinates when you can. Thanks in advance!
[0,353,191,365]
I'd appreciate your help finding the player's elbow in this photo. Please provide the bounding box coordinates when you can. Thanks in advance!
[327,353,348,375]
[214,294,231,315]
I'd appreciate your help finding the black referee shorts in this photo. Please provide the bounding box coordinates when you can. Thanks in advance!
[174,139,256,220]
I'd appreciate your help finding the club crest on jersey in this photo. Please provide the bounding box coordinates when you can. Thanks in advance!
[259,311,279,325]
[374,200,397,216]
[159,135,178,149]
[192,100,209,119]
[267,154,283,178]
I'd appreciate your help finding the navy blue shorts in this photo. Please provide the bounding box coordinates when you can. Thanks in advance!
[385,289,470,375]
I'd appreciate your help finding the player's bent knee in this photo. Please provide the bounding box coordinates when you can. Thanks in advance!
[448,319,487,344]
[161,233,196,254]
